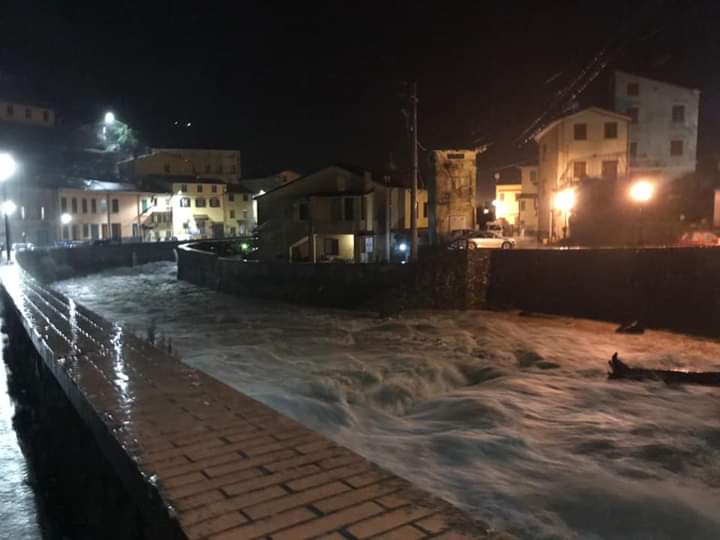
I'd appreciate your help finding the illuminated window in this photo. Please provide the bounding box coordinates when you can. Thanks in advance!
[180,198,191,207]
[197,184,203,193]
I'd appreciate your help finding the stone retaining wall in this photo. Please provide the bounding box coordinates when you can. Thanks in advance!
[176,243,493,310]
[16,241,179,282]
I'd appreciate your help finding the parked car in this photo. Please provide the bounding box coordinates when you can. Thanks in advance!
[678,230,720,247]
[449,232,516,250]
[11,242,34,252]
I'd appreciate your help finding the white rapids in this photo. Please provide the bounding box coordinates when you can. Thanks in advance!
[54,261,720,540]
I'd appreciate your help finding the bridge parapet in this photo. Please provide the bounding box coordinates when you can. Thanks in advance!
[1,264,494,539]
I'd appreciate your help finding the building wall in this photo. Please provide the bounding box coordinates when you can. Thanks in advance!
[170,181,226,240]
[614,71,699,183]
[536,108,629,239]
[431,150,477,240]
[714,190,720,228]
[0,102,55,128]
[223,192,254,236]
[125,148,241,184]
[494,184,522,226]
[401,188,429,229]
[2,185,58,246]
[518,166,539,233]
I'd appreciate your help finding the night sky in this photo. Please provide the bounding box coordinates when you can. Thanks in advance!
[1,1,720,194]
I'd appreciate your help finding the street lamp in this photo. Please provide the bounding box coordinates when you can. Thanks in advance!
[0,153,17,262]
[553,188,576,240]
[629,179,655,245]
[1,200,17,216]
[104,111,116,125]
[60,213,72,225]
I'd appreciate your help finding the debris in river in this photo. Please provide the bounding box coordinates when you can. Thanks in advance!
[615,320,645,334]
[608,352,720,386]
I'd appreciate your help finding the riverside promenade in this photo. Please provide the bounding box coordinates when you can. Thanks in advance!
[1,263,496,540]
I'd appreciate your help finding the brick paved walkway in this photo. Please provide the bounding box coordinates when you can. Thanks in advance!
[2,266,501,539]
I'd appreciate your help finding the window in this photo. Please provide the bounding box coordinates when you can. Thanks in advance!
[243,193,249,202]
[61,197,67,212]
[132,223,139,238]
[209,197,220,207]
[71,225,79,240]
[111,199,119,213]
[242,210,248,220]
[111,223,121,240]
[195,197,207,208]
[81,198,88,213]
[230,210,236,219]
[25,108,31,119]
[514,193,520,201]
[20,206,25,220]
[672,105,685,123]
[627,82,639,96]
[530,170,538,184]
[180,198,191,207]
[602,160,618,180]
[101,223,108,238]
[43,110,49,122]
[604,122,618,139]
[71,198,78,214]
[197,184,203,193]
[82,224,90,238]
[671,140,684,156]
[141,198,149,212]
[298,202,309,221]
[573,161,587,178]
[519,200,526,211]
[163,164,170,173]
[181,184,188,193]
[230,227,236,236]
[91,224,99,239]
[6,104,13,116]
[211,184,217,193]
[62,225,70,240]
[630,142,637,157]
[499,193,505,201]
[324,238,339,256]
[573,123,587,140]
[423,202,428,218]
[99,199,108,213]
[344,198,354,220]
[228,193,235,202]
[627,107,639,124]
[91,199,97,213]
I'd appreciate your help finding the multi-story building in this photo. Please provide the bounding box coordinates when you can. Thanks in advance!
[120,148,241,185]
[224,185,255,236]
[0,100,55,128]
[494,183,522,227]
[257,165,427,263]
[57,181,157,242]
[169,178,227,240]
[430,150,478,242]
[516,165,539,235]
[534,106,629,239]
[614,71,700,183]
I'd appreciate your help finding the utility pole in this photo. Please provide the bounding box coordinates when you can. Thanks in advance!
[410,82,419,262]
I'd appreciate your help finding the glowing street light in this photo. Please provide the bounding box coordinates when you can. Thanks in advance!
[104,111,116,125]
[491,199,507,219]
[0,153,17,262]
[554,188,576,240]
[629,179,655,203]
[1,200,17,216]
[629,179,655,246]
[60,213,73,225]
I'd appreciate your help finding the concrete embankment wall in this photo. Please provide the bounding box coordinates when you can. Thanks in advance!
[487,247,720,337]
[178,242,720,336]
[16,241,179,282]
[176,243,493,310]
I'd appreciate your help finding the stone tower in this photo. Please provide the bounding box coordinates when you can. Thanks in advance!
[430,149,478,242]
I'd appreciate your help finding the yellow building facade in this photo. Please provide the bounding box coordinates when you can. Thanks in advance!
[170,180,227,239]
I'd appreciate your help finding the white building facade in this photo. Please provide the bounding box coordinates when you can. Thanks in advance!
[614,71,700,183]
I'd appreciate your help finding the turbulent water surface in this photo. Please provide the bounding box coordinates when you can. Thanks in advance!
[55,261,720,540]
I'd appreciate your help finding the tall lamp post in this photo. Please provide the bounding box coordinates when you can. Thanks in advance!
[0,153,18,262]
[553,188,576,241]
[629,179,655,246]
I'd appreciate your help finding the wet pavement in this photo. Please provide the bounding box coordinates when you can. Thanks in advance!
[0,318,44,540]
